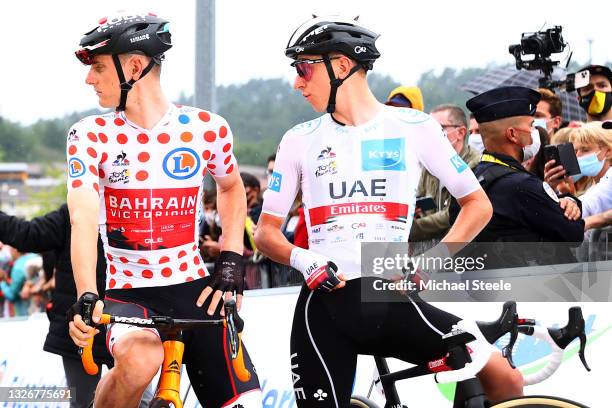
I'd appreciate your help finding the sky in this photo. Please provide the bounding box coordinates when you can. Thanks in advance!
[0,0,610,124]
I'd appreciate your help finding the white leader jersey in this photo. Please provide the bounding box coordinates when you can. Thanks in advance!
[262,105,481,280]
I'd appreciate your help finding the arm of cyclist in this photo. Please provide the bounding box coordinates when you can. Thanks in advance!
[255,213,346,292]
[197,122,247,313]
[67,189,103,347]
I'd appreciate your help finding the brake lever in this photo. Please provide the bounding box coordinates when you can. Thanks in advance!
[224,299,239,359]
[502,323,518,369]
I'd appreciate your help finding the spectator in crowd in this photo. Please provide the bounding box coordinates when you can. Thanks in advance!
[240,172,263,288]
[385,85,424,111]
[467,112,485,153]
[574,64,612,122]
[0,246,38,316]
[241,172,263,223]
[524,126,551,180]
[0,206,151,408]
[545,122,611,197]
[410,104,481,242]
[450,86,584,266]
[535,88,563,135]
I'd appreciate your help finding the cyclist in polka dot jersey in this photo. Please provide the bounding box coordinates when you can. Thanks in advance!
[66,13,261,408]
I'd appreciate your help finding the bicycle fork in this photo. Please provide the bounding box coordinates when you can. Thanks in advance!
[156,330,185,408]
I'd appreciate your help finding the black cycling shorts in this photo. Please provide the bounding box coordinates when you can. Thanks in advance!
[104,277,260,407]
[290,277,460,408]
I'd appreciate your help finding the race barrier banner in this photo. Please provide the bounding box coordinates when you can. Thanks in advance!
[0,288,609,407]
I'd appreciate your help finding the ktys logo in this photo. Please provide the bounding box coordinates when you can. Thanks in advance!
[163,148,201,180]
[362,138,406,171]
[68,158,85,178]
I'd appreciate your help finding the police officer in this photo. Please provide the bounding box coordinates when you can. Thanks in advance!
[449,86,585,266]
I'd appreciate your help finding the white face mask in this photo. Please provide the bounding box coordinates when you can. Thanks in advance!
[533,118,548,130]
[468,133,485,153]
[522,128,541,162]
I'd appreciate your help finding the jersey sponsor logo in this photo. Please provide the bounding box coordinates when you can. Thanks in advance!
[450,154,468,173]
[326,224,344,232]
[104,186,198,250]
[355,232,365,240]
[354,45,367,54]
[109,169,130,184]
[308,202,409,226]
[351,222,366,229]
[361,138,406,171]
[317,146,336,160]
[163,148,201,180]
[329,179,386,199]
[311,226,321,234]
[112,151,130,166]
[68,158,86,178]
[68,129,79,142]
[268,171,282,192]
[315,161,337,177]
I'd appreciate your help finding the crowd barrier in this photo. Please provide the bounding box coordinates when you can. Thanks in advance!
[1,285,610,407]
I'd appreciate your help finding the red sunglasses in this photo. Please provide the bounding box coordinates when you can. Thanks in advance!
[291,57,339,81]
[75,49,95,65]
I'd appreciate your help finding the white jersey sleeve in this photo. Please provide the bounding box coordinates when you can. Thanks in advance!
[261,130,302,219]
[581,168,612,218]
[411,114,481,199]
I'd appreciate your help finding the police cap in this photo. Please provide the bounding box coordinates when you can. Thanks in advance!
[466,86,541,123]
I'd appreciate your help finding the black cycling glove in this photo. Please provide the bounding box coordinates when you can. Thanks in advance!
[207,251,245,295]
[66,292,99,325]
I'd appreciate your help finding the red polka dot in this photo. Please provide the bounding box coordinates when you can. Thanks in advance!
[226,164,235,174]
[142,269,153,279]
[89,165,98,176]
[159,256,170,264]
[138,152,150,162]
[123,270,133,277]
[161,267,172,277]
[202,168,207,176]
[198,111,211,122]
[98,133,108,143]
[211,154,216,160]
[209,170,216,176]
[202,150,211,160]
[114,118,125,126]
[207,163,216,169]
[68,145,77,155]
[122,283,132,289]
[87,132,98,142]
[198,268,206,277]
[185,276,194,282]
[93,183,99,193]
[100,152,108,163]
[107,253,113,261]
[137,133,149,144]
[181,132,193,142]
[138,258,149,265]
[219,126,228,138]
[223,156,232,165]
[99,168,106,178]
[109,279,116,288]
[178,250,187,258]
[179,263,188,272]
[192,244,198,251]
[87,147,97,158]
[119,257,129,263]
[136,171,148,181]
[193,256,200,265]
[222,143,232,153]
[109,265,117,275]
[204,131,216,143]
[72,180,82,188]
[157,133,170,144]
[117,134,128,144]
[95,118,106,126]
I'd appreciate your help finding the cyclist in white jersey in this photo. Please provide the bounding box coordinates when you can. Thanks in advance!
[254,16,523,406]
[66,13,261,407]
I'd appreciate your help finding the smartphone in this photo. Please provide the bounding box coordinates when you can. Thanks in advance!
[543,143,580,176]
[415,196,437,212]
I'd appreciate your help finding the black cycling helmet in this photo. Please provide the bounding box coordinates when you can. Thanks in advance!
[75,13,172,111]
[285,15,381,114]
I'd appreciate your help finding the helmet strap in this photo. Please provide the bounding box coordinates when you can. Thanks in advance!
[322,54,362,114]
[112,54,157,111]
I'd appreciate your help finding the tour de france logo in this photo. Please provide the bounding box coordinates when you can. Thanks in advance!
[162,148,201,180]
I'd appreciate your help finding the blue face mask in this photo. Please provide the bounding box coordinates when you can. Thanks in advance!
[577,152,605,177]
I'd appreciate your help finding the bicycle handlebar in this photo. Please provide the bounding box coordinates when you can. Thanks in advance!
[80,298,251,383]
